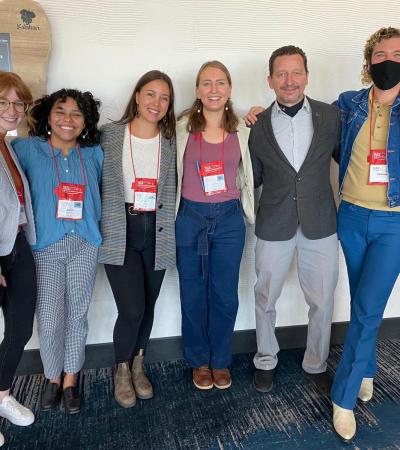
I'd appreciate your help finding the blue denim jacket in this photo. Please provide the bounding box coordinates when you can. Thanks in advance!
[337,87,400,207]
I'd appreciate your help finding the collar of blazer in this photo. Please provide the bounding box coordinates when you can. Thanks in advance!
[102,122,174,197]
[261,96,323,174]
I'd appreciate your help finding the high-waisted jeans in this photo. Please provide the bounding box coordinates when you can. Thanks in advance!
[176,198,245,369]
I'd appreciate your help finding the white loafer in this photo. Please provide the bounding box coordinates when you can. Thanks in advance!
[333,402,356,442]
[358,377,373,402]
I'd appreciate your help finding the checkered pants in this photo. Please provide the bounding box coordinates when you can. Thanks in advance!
[33,234,98,379]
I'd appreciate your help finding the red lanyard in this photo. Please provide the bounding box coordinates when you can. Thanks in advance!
[128,123,161,182]
[199,130,225,163]
[49,140,87,186]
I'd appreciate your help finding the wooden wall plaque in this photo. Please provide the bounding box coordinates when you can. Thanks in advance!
[0,0,51,135]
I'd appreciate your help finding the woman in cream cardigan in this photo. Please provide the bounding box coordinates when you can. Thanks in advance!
[176,60,254,390]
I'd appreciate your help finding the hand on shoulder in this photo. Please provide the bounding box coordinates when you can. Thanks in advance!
[243,106,265,126]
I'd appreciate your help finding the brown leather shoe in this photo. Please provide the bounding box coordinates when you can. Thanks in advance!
[192,367,213,390]
[212,368,232,389]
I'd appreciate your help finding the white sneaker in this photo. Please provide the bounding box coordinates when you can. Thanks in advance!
[0,396,34,426]
[358,377,373,402]
[0,431,4,447]
[332,402,356,442]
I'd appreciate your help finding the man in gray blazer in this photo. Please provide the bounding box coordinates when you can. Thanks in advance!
[247,45,341,394]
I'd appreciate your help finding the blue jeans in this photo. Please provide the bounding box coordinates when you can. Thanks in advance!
[331,201,400,409]
[176,198,245,369]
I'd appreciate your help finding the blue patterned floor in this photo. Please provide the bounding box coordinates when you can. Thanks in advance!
[2,340,400,449]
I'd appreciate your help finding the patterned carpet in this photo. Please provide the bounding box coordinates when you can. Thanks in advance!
[2,340,400,450]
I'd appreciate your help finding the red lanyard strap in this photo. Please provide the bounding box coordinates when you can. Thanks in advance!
[49,141,87,185]
[199,129,225,164]
[128,123,161,181]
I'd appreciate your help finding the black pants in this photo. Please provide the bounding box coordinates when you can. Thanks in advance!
[0,232,36,390]
[104,206,165,363]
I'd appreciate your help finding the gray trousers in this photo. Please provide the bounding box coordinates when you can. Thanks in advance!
[253,227,338,373]
[33,234,98,379]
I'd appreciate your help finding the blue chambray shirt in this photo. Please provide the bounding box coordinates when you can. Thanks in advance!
[12,136,103,250]
[270,97,313,172]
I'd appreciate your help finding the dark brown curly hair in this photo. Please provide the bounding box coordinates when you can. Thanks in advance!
[28,88,101,146]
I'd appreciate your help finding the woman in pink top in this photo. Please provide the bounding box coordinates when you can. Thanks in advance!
[175,61,254,390]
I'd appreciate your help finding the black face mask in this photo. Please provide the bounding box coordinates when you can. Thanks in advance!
[370,60,400,90]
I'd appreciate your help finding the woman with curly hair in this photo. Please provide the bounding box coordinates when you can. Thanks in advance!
[12,89,103,415]
[99,70,176,407]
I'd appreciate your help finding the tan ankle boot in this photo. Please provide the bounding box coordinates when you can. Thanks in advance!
[332,402,356,442]
[132,352,153,400]
[358,377,373,402]
[114,362,136,408]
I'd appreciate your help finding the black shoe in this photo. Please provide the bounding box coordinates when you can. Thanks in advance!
[253,368,275,393]
[63,387,81,415]
[303,370,332,396]
[41,382,61,411]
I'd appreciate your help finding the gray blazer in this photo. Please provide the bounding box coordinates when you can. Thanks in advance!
[0,141,36,256]
[98,123,176,270]
[249,97,341,241]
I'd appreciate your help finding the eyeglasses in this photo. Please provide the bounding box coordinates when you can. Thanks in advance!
[0,98,29,113]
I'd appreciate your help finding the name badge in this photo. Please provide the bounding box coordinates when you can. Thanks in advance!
[55,182,85,220]
[368,149,388,185]
[132,178,157,211]
[200,160,227,196]
[16,187,27,226]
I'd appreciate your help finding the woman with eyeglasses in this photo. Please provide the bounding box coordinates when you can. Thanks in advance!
[12,88,103,415]
[0,71,36,446]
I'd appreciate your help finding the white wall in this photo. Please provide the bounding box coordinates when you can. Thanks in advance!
[8,0,400,348]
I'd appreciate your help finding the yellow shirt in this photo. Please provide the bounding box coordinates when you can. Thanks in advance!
[342,91,400,211]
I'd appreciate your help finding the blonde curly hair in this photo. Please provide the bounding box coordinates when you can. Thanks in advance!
[362,26,400,85]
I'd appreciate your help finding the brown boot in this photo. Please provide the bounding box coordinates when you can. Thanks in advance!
[114,362,136,408]
[132,351,153,400]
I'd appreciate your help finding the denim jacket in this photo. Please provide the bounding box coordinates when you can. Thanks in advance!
[337,87,400,208]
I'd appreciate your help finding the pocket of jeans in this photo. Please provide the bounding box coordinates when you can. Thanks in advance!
[175,212,199,247]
